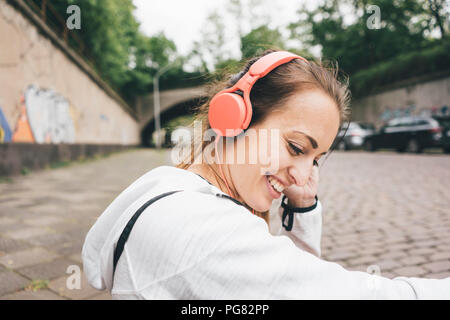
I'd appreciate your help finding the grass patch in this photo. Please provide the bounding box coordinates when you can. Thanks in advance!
[21,166,30,176]
[49,161,72,169]
[25,279,49,292]
[0,177,13,184]
[49,152,118,170]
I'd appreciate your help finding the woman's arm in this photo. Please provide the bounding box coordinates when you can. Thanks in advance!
[275,196,322,257]
[184,211,450,299]
[124,191,450,300]
[275,164,322,257]
[135,203,450,299]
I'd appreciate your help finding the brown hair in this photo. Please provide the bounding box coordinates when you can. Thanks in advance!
[177,49,351,224]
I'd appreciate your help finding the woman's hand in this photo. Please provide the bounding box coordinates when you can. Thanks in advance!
[282,165,319,208]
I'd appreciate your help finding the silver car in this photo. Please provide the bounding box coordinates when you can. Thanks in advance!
[335,122,375,150]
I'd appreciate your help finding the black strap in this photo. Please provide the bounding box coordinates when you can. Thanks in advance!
[112,177,247,278]
[281,195,318,231]
[113,190,182,276]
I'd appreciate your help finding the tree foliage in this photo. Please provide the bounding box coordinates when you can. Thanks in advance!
[288,0,449,75]
[188,11,230,73]
[50,0,194,103]
[47,0,449,103]
[241,26,285,59]
[286,0,449,96]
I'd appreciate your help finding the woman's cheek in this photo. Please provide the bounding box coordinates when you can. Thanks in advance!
[278,147,291,168]
[257,136,280,175]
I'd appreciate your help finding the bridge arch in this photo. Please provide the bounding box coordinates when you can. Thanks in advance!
[138,86,208,146]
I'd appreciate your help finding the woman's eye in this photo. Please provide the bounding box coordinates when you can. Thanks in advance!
[289,142,319,166]
[289,142,304,155]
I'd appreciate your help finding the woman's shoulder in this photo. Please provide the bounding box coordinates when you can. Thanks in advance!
[134,165,248,214]
[121,165,275,257]
[135,184,250,226]
[126,164,265,234]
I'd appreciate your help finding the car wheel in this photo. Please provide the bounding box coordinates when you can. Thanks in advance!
[364,140,375,152]
[406,139,421,153]
[338,141,347,151]
[444,147,450,154]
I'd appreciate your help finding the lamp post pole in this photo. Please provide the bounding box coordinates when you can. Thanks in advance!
[153,58,181,149]
[153,72,161,148]
[153,59,181,149]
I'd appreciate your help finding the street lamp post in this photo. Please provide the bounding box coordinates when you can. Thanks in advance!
[153,59,181,149]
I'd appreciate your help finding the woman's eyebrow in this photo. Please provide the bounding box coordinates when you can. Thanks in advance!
[292,130,328,156]
[292,130,318,149]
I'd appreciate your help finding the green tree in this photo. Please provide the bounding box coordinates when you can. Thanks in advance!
[188,11,230,73]
[51,0,145,96]
[48,0,203,103]
[424,0,449,38]
[241,26,286,59]
[288,0,444,75]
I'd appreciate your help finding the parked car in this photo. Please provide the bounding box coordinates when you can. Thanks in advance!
[364,116,443,153]
[334,122,375,150]
[432,115,450,153]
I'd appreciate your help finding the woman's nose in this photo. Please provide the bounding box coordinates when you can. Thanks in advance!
[288,161,313,187]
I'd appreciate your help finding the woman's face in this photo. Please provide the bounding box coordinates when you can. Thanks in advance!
[227,89,340,212]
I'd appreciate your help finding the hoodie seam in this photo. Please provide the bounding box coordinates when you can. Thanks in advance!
[392,277,419,299]
[124,244,139,292]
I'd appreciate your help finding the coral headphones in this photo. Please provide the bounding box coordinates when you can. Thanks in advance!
[208,51,307,137]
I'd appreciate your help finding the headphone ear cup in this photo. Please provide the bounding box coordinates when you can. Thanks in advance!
[209,92,246,137]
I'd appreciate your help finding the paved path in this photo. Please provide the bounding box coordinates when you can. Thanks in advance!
[318,151,450,280]
[0,149,169,299]
[0,149,449,299]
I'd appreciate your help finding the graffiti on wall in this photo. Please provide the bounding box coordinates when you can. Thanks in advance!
[12,95,34,142]
[69,104,82,134]
[0,105,12,143]
[380,104,449,122]
[19,85,76,143]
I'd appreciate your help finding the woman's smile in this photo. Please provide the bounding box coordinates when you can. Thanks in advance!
[264,175,284,199]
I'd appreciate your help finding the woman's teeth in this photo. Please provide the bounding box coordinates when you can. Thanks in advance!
[268,176,284,193]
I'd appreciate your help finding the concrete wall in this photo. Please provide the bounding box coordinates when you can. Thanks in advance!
[351,73,450,128]
[0,0,140,145]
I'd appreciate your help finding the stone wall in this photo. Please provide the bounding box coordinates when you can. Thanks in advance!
[0,0,140,145]
[351,72,450,127]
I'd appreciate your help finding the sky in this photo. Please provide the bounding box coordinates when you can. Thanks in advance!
[132,0,313,59]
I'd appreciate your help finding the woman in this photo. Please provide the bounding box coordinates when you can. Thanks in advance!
[82,50,450,299]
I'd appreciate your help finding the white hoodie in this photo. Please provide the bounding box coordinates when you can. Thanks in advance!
[82,165,450,299]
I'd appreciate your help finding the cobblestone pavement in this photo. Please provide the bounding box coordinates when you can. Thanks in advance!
[0,149,449,299]
[318,151,450,280]
[0,149,169,300]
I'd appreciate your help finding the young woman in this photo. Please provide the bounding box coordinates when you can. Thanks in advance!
[82,50,450,299]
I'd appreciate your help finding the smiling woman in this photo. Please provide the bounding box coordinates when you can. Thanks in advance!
[82,50,450,300]
[179,49,349,220]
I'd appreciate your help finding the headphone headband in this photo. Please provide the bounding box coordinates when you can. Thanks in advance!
[249,51,307,77]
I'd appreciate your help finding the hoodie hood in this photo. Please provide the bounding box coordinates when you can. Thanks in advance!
[81,165,225,291]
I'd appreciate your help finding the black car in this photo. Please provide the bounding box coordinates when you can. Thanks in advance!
[364,116,443,153]
[433,115,450,153]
